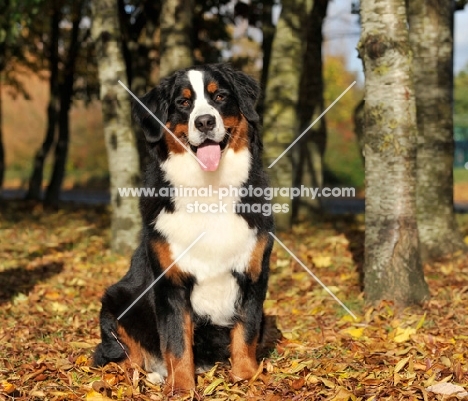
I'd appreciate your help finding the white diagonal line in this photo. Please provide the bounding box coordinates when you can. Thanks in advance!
[268,81,357,168]
[117,232,206,320]
[268,232,357,320]
[117,80,207,169]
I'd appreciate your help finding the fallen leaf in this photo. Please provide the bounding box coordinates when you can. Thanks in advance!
[0,380,15,394]
[203,378,224,395]
[426,382,468,397]
[393,327,416,343]
[394,356,410,373]
[341,327,364,339]
[312,255,332,268]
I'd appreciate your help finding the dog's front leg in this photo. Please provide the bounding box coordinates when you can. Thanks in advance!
[156,289,195,393]
[230,318,260,382]
[230,235,272,382]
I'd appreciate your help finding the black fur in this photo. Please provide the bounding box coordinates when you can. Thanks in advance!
[94,64,274,387]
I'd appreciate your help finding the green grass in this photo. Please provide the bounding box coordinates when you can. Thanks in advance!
[324,127,365,191]
[454,167,468,183]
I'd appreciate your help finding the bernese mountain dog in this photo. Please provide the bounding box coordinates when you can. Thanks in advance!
[93,64,274,392]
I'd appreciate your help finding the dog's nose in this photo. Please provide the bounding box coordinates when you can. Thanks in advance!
[195,114,216,133]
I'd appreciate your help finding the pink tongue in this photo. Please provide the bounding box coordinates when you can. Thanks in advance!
[196,141,221,171]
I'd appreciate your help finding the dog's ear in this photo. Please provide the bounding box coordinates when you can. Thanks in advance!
[132,76,175,143]
[223,65,260,123]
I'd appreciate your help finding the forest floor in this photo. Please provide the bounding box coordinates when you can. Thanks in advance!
[1,201,468,400]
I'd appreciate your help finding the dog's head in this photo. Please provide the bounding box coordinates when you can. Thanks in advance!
[133,64,260,171]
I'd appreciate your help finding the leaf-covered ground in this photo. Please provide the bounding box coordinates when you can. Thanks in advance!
[1,201,468,400]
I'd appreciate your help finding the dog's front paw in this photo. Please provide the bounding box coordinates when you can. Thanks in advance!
[230,359,258,382]
[163,372,196,395]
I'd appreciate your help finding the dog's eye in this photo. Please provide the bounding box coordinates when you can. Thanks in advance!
[215,94,225,102]
[178,99,191,107]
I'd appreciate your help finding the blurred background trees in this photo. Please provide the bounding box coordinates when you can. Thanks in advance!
[1,0,468,306]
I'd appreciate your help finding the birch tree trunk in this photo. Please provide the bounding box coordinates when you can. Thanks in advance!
[159,0,193,78]
[358,0,430,305]
[408,0,467,261]
[91,0,141,254]
[262,0,313,230]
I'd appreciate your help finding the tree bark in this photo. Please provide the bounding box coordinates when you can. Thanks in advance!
[122,2,161,172]
[0,73,4,192]
[159,0,194,78]
[262,0,314,230]
[408,0,467,261]
[91,0,142,254]
[257,0,275,123]
[26,4,61,200]
[358,0,430,305]
[293,0,328,220]
[45,0,84,206]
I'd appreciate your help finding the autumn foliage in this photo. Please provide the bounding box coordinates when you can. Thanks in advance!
[1,203,468,400]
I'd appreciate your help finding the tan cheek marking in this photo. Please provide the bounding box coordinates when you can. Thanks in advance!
[151,240,187,285]
[164,122,188,155]
[207,82,218,93]
[247,236,268,282]
[230,323,259,382]
[223,115,249,152]
[164,313,195,393]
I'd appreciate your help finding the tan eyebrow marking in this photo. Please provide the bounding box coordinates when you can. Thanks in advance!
[182,88,192,98]
[207,82,218,94]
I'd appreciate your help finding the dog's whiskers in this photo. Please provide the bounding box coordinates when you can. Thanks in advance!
[111,330,131,362]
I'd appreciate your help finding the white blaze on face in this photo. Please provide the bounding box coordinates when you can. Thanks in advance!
[187,70,225,146]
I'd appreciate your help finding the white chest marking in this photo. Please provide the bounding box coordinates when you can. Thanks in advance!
[155,147,255,326]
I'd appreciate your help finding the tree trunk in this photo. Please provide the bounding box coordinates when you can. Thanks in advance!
[127,6,160,172]
[353,99,365,163]
[262,0,314,230]
[91,0,142,254]
[257,0,275,123]
[45,0,84,206]
[358,0,430,305]
[408,0,467,261]
[293,0,328,220]
[159,0,193,78]
[26,5,61,200]
[0,73,4,192]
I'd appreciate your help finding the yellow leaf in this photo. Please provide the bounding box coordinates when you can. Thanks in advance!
[416,312,427,330]
[75,355,89,366]
[341,327,364,339]
[70,341,95,349]
[1,380,16,394]
[320,377,336,388]
[45,291,61,300]
[288,362,308,374]
[312,255,332,268]
[394,356,410,373]
[86,390,111,401]
[340,315,360,323]
[203,378,224,395]
[204,364,218,379]
[291,272,308,281]
[330,386,354,400]
[393,327,416,343]
[441,264,453,275]
[50,301,68,312]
